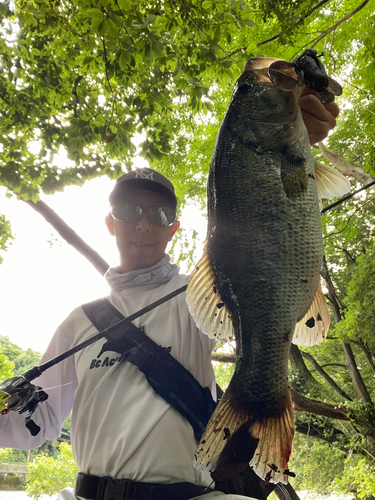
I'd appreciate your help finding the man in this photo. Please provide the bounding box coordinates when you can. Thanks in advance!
[0,93,338,500]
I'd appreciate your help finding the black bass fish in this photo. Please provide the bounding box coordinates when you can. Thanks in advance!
[186,55,349,484]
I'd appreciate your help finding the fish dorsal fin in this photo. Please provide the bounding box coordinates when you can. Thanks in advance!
[186,245,235,342]
[315,162,351,199]
[292,280,330,346]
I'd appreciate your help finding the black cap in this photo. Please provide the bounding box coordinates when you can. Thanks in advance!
[109,168,177,209]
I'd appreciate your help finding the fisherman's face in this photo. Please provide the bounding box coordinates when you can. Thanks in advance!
[105,189,180,273]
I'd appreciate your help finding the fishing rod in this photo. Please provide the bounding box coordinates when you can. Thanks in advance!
[0,284,188,433]
[23,284,188,382]
[321,179,375,215]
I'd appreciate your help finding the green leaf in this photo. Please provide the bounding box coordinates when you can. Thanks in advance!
[221,60,233,68]
[147,14,157,24]
[119,51,130,70]
[204,101,214,112]
[83,8,104,20]
[82,56,93,66]
[243,18,257,27]
[117,0,132,10]
[0,2,8,17]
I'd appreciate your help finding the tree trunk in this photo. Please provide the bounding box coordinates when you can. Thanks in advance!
[321,255,343,322]
[321,256,373,404]
[342,342,373,404]
[301,351,353,401]
[355,339,375,376]
[289,344,322,395]
[24,198,110,276]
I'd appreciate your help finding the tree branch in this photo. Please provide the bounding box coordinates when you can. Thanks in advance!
[23,199,110,276]
[179,0,230,59]
[256,0,331,48]
[219,0,332,58]
[321,257,373,405]
[114,0,136,46]
[324,198,375,239]
[319,363,348,369]
[301,351,353,401]
[295,419,345,442]
[0,92,10,105]
[311,0,370,48]
[318,142,375,185]
[102,37,114,95]
[211,352,235,363]
[72,75,83,118]
[289,344,322,395]
[321,255,344,322]
[290,387,349,420]
[354,339,375,376]
[342,342,373,404]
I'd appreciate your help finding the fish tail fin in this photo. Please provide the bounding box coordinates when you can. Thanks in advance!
[249,395,294,484]
[194,381,294,485]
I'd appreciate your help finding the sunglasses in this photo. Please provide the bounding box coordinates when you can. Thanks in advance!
[110,203,177,227]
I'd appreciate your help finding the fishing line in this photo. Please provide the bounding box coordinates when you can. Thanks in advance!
[35,381,77,393]
[17,338,156,393]
[34,336,152,394]
[21,284,188,383]
[321,179,375,215]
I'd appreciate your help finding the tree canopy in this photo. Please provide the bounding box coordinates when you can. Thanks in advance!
[0,0,373,206]
[1,0,375,497]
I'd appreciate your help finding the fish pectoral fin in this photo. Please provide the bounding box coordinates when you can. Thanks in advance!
[281,142,308,199]
[186,244,235,342]
[314,162,351,200]
[194,382,294,485]
[292,280,330,346]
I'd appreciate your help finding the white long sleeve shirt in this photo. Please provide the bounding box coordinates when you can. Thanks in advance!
[0,257,216,487]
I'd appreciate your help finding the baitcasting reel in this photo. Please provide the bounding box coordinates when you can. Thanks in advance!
[0,375,48,436]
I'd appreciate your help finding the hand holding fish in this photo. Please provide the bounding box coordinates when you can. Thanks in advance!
[299,87,340,145]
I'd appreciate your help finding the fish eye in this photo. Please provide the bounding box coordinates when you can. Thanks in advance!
[238,82,250,93]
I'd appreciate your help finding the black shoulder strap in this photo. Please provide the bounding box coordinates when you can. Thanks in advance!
[81,298,216,441]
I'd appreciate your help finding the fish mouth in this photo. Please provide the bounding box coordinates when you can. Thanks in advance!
[245,57,282,73]
[244,57,301,96]
[244,57,282,84]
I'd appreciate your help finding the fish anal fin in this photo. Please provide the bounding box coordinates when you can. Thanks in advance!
[292,280,330,346]
[314,162,351,200]
[281,142,308,199]
[186,244,235,342]
[194,383,294,485]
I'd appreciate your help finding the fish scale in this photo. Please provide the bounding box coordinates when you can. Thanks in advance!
[187,57,333,484]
